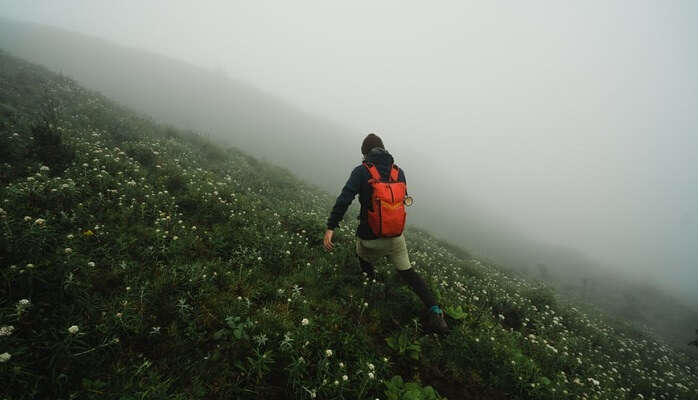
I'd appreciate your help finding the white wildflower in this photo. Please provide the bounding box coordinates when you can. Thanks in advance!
[0,325,15,336]
[0,352,10,363]
[68,325,79,334]
[34,218,46,225]
[325,349,333,357]
[301,318,309,326]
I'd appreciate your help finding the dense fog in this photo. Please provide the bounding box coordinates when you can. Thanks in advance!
[1,1,696,348]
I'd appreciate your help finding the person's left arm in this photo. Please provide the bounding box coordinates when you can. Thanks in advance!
[399,167,407,196]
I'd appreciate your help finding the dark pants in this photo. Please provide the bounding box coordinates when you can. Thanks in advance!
[358,255,437,309]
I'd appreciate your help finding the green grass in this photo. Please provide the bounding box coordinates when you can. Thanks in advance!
[0,50,696,399]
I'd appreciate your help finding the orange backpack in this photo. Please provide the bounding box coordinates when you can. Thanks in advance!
[363,162,407,237]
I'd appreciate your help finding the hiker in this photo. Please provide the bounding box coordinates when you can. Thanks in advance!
[323,133,448,334]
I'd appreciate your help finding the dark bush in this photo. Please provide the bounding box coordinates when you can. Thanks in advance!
[199,141,226,165]
[492,300,524,331]
[126,144,156,167]
[27,122,75,175]
[524,286,557,309]
[164,172,187,195]
[176,194,200,215]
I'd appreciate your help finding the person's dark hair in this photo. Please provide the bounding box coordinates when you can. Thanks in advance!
[361,133,384,155]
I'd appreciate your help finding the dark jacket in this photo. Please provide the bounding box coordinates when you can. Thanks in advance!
[326,147,407,240]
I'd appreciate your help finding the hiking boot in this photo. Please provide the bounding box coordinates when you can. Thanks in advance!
[358,257,376,280]
[425,306,449,335]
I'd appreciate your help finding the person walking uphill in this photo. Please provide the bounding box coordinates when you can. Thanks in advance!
[323,133,449,335]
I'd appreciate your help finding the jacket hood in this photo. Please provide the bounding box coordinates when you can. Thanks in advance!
[364,147,394,165]
[363,147,395,180]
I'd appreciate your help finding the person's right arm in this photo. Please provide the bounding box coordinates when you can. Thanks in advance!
[324,166,363,250]
[326,166,363,231]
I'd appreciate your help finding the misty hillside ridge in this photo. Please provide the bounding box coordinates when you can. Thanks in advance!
[2,18,696,358]
[1,52,697,400]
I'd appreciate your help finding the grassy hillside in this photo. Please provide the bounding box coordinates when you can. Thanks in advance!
[3,19,696,357]
[1,51,696,400]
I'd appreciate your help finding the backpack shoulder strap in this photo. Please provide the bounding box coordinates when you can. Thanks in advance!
[389,164,400,182]
[363,162,381,181]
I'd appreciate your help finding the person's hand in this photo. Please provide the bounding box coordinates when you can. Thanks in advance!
[323,229,335,251]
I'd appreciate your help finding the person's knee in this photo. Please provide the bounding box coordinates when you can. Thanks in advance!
[358,256,372,265]
[391,255,411,271]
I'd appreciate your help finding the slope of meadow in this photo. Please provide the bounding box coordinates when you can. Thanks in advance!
[1,51,696,400]
[3,19,695,358]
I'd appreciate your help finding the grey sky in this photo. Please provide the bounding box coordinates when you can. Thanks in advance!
[2,1,697,300]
